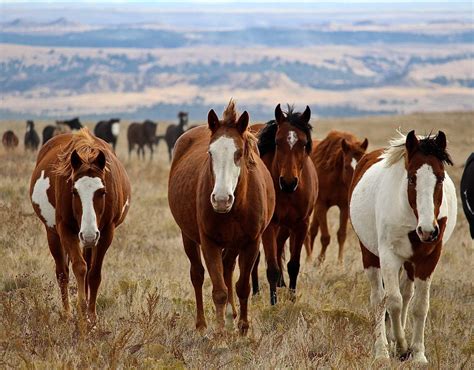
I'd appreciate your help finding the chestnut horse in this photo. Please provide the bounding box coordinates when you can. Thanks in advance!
[252,104,318,305]
[307,130,368,264]
[168,101,275,333]
[30,128,131,322]
[2,130,19,150]
[349,131,456,363]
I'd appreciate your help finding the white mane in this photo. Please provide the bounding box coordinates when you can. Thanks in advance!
[381,129,430,167]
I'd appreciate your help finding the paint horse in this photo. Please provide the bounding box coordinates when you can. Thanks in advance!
[168,101,275,333]
[30,128,131,322]
[461,152,474,239]
[94,118,121,152]
[349,130,456,363]
[307,130,368,264]
[252,104,318,305]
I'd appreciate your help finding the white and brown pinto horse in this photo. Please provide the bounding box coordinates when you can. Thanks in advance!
[30,129,131,322]
[349,131,456,363]
[168,101,275,334]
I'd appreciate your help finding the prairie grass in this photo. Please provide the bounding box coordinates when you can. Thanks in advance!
[0,112,472,368]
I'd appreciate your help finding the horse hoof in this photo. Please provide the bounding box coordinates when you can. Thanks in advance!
[270,292,277,306]
[289,289,296,302]
[412,353,428,364]
[399,349,412,362]
[238,321,249,336]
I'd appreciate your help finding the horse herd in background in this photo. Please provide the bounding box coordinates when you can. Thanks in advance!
[1,112,190,163]
[2,99,471,365]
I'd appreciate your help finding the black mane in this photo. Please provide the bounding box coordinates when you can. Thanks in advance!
[419,134,453,166]
[257,105,313,156]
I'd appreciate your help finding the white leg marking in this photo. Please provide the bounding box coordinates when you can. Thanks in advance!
[400,269,414,329]
[287,130,298,150]
[410,277,431,364]
[74,176,104,245]
[31,170,56,228]
[209,136,240,212]
[416,164,437,236]
[365,267,389,359]
[351,157,357,169]
[111,122,120,137]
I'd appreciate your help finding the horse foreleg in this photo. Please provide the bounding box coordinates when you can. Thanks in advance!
[235,240,260,335]
[336,206,349,265]
[276,226,290,287]
[182,233,206,331]
[201,240,227,330]
[317,205,330,265]
[222,248,239,328]
[261,222,280,305]
[307,211,319,262]
[400,263,414,330]
[410,277,432,364]
[287,222,308,298]
[251,250,260,295]
[47,229,71,317]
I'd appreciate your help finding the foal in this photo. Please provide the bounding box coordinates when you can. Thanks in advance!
[307,130,368,264]
[168,101,274,333]
[349,130,457,363]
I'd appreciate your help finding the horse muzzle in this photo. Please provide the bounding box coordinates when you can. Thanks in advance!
[416,224,440,243]
[279,176,299,193]
[211,193,234,213]
[79,230,100,248]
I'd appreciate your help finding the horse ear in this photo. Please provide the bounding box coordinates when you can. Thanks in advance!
[361,138,369,151]
[341,139,350,153]
[237,111,249,134]
[436,131,447,151]
[405,130,419,158]
[70,150,82,171]
[94,150,107,171]
[208,109,219,133]
[302,105,311,123]
[275,104,284,124]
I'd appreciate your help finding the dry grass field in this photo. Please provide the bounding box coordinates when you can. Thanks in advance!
[0,112,472,368]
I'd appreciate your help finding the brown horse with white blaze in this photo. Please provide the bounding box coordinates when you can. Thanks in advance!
[307,130,368,264]
[252,104,318,305]
[168,101,275,333]
[30,129,131,322]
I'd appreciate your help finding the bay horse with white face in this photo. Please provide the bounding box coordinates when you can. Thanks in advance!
[349,130,456,363]
[30,128,131,322]
[307,130,368,264]
[252,104,318,305]
[168,101,275,334]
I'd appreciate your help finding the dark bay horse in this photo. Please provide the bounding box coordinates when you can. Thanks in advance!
[42,118,83,145]
[127,120,157,159]
[30,128,131,322]
[252,104,318,305]
[2,130,19,150]
[24,120,40,151]
[94,118,120,152]
[168,101,275,333]
[163,111,188,161]
[461,152,474,238]
[307,130,368,264]
[349,131,456,363]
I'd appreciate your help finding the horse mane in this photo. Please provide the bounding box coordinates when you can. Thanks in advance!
[315,131,357,170]
[54,128,110,180]
[382,129,453,167]
[257,105,313,156]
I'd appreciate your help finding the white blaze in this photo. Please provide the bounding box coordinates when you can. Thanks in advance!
[31,170,55,228]
[209,136,240,210]
[287,130,298,150]
[74,176,104,244]
[415,164,437,234]
[111,122,120,136]
[351,157,357,169]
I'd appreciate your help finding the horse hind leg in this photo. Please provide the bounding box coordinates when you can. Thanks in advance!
[336,206,349,266]
[316,205,330,265]
[307,211,319,262]
[182,233,206,331]
[47,229,71,318]
[251,250,261,295]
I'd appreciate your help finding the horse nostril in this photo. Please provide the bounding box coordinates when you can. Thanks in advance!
[79,232,84,241]
[211,194,216,203]
[227,194,233,204]
[95,231,100,241]
[431,225,439,239]
[417,226,423,235]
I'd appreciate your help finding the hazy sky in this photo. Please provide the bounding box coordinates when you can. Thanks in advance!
[1,0,470,3]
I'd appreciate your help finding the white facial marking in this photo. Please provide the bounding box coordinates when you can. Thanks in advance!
[209,136,240,212]
[464,190,474,215]
[74,176,104,245]
[287,130,298,150]
[415,164,437,235]
[111,122,120,136]
[31,170,55,227]
[351,157,358,170]
[121,197,129,218]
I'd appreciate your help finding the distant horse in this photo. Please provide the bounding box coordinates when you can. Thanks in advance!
[307,130,368,264]
[94,118,120,152]
[30,128,131,322]
[349,130,456,363]
[2,130,19,150]
[168,101,275,333]
[252,104,318,305]
[42,117,83,145]
[127,120,158,159]
[461,152,474,239]
[163,111,189,161]
[24,120,40,151]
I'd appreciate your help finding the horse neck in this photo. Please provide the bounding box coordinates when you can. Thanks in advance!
[387,159,414,221]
